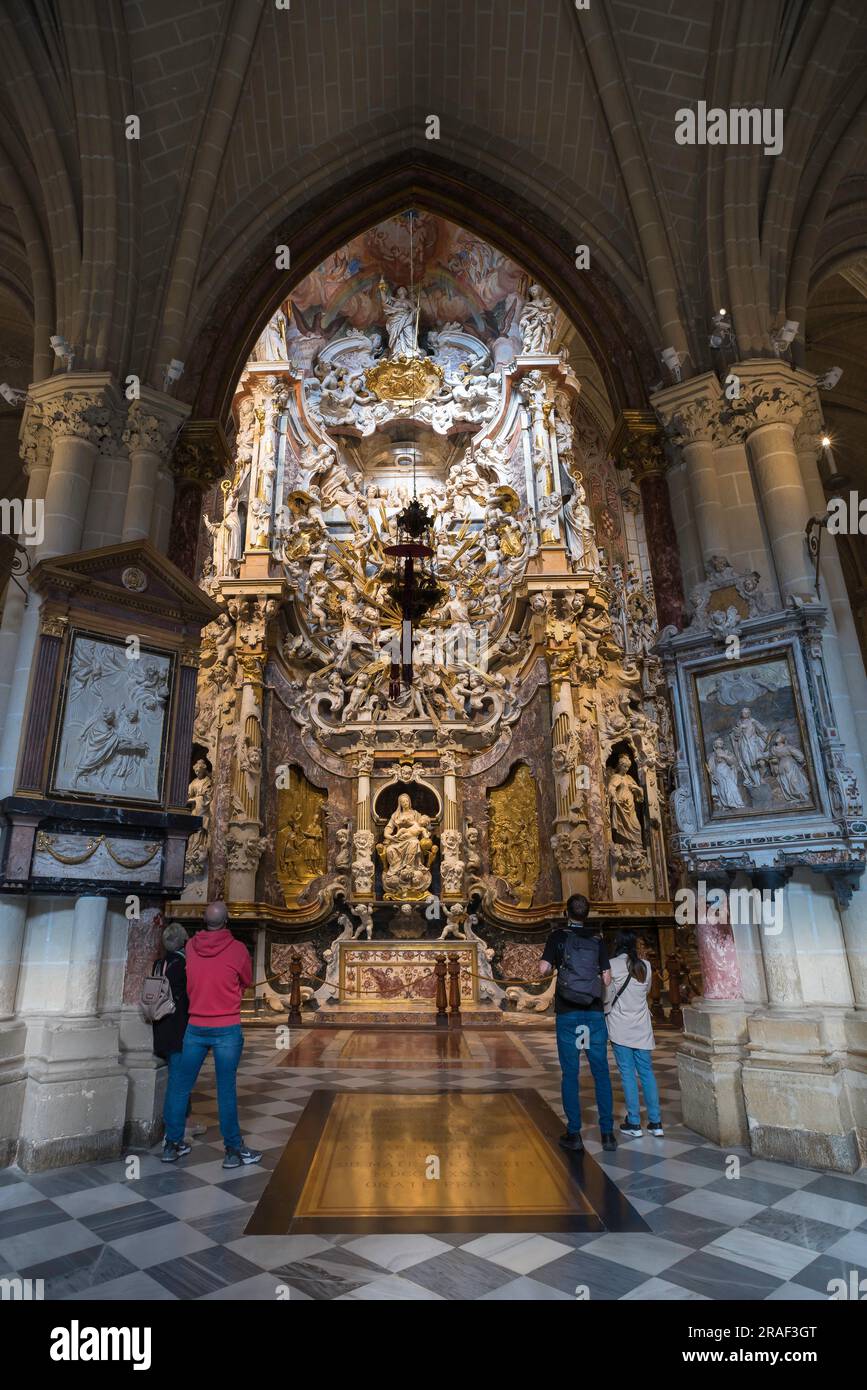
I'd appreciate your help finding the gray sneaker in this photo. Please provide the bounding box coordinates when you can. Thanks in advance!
[222,1145,262,1169]
[162,1139,192,1163]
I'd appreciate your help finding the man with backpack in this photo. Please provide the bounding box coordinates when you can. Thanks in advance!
[539,893,616,1154]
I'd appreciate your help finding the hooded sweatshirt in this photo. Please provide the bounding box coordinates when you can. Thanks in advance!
[185,928,252,1027]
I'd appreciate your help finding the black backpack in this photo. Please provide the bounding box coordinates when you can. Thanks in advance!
[557,929,603,1008]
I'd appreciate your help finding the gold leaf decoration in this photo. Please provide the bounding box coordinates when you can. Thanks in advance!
[365,354,444,404]
[488,763,540,909]
[275,765,327,905]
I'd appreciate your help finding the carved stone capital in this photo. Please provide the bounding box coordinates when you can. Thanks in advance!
[172,419,231,486]
[42,389,118,450]
[722,385,804,441]
[608,410,669,480]
[659,396,719,447]
[122,400,183,460]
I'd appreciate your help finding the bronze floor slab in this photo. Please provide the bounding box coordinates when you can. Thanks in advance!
[246,1089,649,1235]
[279,1027,535,1069]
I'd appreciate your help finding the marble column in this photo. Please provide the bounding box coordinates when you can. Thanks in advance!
[677,873,752,1147]
[0,898,27,1166]
[739,387,813,600]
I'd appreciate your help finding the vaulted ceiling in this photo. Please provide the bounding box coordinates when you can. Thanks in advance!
[0,0,865,434]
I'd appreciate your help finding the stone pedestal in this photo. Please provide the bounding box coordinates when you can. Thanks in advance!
[677,1000,753,1147]
[0,1020,26,1167]
[119,1004,166,1149]
[16,1018,128,1172]
[741,1007,860,1172]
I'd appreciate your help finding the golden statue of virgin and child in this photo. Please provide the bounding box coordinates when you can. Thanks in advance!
[376,792,438,900]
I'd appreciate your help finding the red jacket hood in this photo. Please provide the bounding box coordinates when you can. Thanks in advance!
[189,928,236,957]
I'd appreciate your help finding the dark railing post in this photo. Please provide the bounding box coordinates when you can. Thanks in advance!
[447,955,462,1026]
[434,954,448,1028]
[288,954,303,1027]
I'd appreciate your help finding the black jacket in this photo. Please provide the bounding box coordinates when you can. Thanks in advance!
[152,951,190,1059]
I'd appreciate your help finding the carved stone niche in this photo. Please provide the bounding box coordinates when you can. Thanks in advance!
[0,540,220,898]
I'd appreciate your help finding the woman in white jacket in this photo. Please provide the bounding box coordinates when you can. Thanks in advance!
[604,931,664,1138]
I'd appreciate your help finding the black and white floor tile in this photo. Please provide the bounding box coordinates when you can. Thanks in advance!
[1,1028,865,1301]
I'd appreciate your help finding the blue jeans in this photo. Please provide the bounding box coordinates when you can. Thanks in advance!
[164,1024,244,1150]
[611,1042,661,1126]
[555,1009,614,1135]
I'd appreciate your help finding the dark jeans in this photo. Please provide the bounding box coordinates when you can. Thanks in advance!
[555,1008,614,1135]
[164,1024,244,1150]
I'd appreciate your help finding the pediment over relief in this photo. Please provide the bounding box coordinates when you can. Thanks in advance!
[30,539,221,625]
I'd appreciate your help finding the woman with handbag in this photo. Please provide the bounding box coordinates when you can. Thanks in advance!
[604,930,664,1138]
[146,923,206,1146]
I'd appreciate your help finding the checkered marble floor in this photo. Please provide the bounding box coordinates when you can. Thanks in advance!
[1,1027,866,1301]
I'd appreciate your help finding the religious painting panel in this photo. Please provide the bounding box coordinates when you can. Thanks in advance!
[691,652,818,821]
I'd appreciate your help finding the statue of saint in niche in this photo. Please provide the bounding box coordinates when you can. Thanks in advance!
[377,792,438,900]
[607,753,645,848]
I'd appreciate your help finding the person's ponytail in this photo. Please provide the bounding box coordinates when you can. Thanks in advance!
[612,929,647,983]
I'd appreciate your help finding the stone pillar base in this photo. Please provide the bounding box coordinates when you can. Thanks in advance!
[16,1019,128,1173]
[843,1009,867,1168]
[742,1008,860,1173]
[0,1020,26,1167]
[676,999,753,1147]
[119,1008,166,1150]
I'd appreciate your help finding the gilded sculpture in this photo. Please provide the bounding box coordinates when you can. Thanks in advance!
[275,765,328,903]
[488,763,540,909]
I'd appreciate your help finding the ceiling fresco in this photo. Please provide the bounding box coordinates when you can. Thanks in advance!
[286,211,531,353]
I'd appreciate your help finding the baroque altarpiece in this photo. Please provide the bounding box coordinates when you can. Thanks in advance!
[171,215,677,1017]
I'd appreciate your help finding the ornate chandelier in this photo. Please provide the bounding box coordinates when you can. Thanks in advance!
[384,495,443,698]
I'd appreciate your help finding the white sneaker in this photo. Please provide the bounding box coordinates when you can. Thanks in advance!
[187,1122,208,1137]
[648,1120,665,1137]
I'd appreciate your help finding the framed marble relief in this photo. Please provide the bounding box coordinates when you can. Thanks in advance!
[50,633,173,804]
[691,651,817,820]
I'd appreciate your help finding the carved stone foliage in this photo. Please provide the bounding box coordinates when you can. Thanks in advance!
[682,557,771,638]
[488,763,540,909]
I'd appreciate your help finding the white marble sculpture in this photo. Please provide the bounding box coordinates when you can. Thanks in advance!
[378,279,419,357]
[519,284,556,353]
[204,492,244,577]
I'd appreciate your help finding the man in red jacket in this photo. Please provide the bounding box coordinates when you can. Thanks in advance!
[162,901,262,1168]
